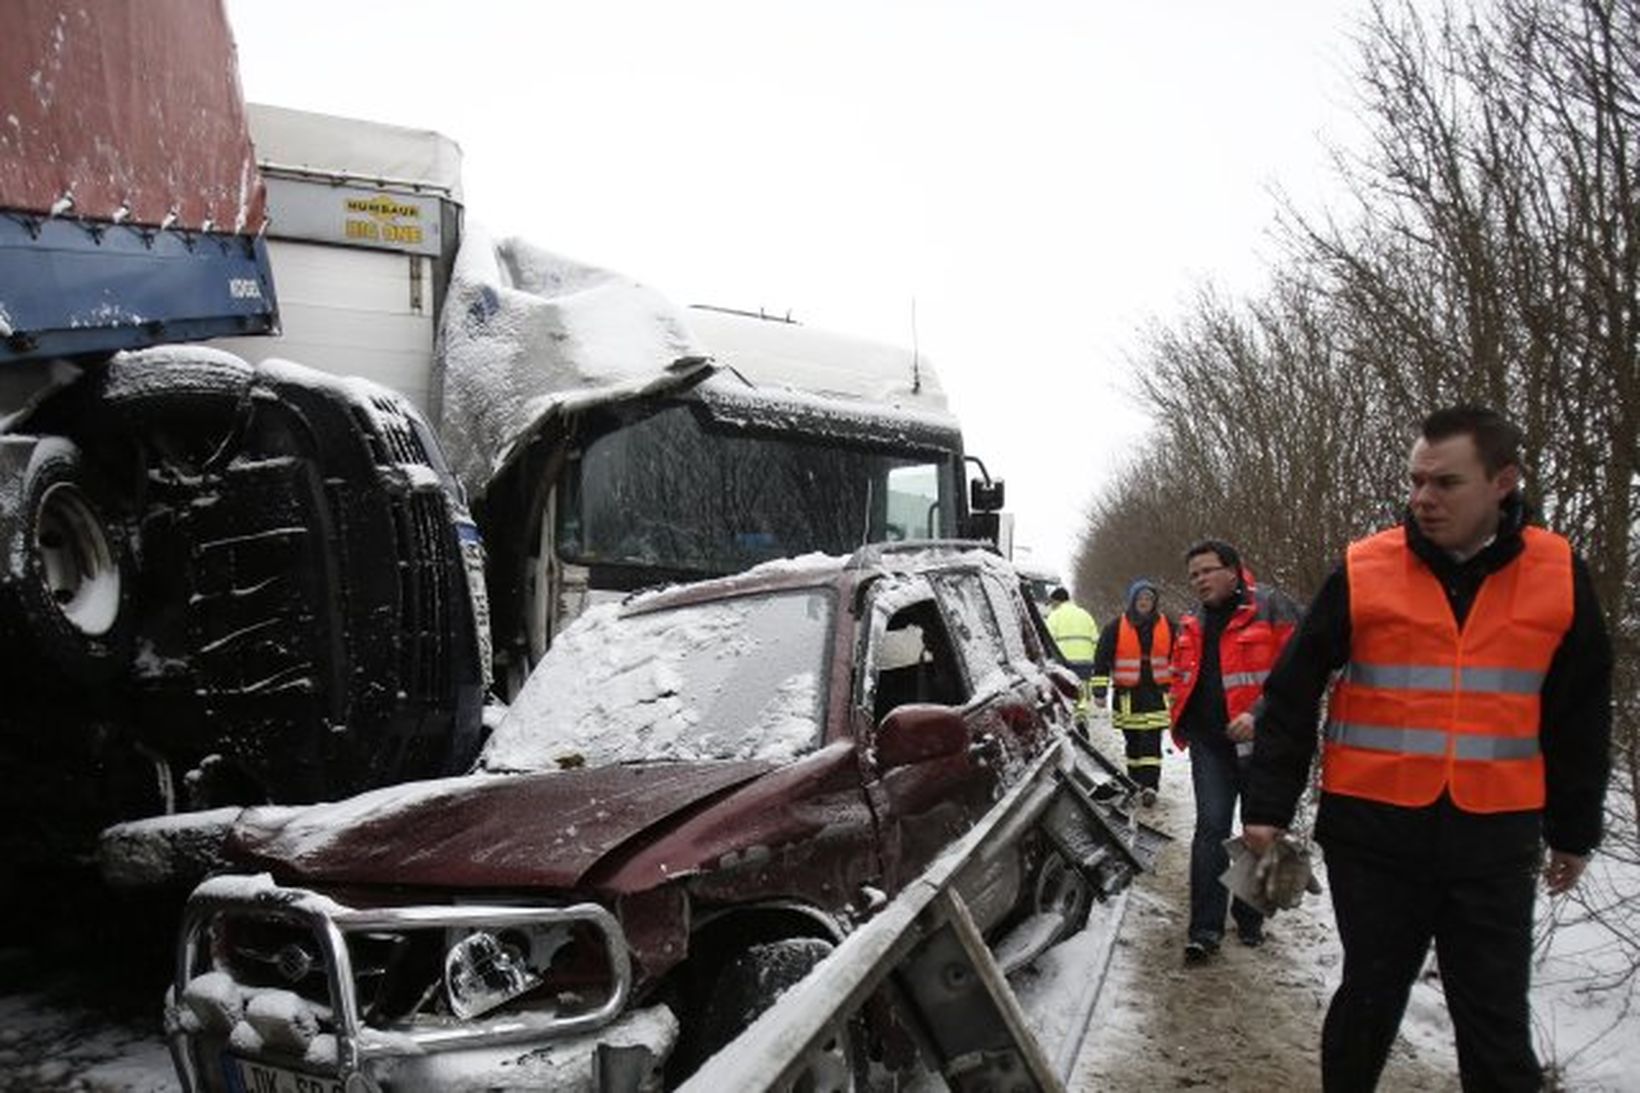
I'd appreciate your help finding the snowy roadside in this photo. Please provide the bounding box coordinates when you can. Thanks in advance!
[1067,729,1640,1092]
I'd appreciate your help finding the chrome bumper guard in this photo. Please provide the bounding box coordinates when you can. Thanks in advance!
[168,875,632,1091]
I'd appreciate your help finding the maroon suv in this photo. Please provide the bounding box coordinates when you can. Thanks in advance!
[166,544,1110,1091]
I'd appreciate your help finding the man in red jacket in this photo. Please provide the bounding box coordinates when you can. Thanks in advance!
[1170,539,1301,964]
[1243,406,1610,1092]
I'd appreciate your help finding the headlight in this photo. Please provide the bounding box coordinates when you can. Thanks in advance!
[443,930,542,1019]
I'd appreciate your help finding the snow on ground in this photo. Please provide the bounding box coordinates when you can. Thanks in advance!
[1069,717,1640,1092]
[0,990,174,1092]
[7,715,1637,1091]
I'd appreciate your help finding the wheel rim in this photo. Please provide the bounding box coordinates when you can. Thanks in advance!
[1035,851,1092,932]
[36,481,120,636]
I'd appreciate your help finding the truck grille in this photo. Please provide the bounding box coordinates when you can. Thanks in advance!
[220,915,427,1024]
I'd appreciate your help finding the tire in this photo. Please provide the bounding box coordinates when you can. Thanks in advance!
[694,938,863,1091]
[93,349,255,471]
[0,438,134,687]
[98,348,254,410]
[1034,849,1094,944]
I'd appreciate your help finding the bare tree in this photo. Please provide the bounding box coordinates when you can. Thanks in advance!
[1074,0,1640,1027]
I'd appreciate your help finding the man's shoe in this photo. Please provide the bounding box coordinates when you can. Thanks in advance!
[1183,939,1218,966]
[1140,788,1158,807]
[1238,926,1266,948]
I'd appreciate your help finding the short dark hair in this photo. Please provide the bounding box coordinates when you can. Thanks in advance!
[1421,405,1522,475]
[1049,586,1070,602]
[1185,538,1240,572]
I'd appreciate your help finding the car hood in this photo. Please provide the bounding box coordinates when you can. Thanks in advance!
[226,760,776,890]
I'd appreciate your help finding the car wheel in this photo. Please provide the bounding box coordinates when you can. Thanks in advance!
[694,937,862,1090]
[0,438,134,687]
[1034,848,1094,943]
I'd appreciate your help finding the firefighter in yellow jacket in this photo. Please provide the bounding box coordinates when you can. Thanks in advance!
[1090,579,1173,805]
[1045,587,1099,729]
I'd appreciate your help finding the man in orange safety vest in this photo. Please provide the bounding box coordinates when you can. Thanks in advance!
[1243,405,1611,1093]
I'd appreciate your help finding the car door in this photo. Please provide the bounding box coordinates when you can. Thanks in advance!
[981,567,1073,740]
[855,574,997,895]
[929,567,1050,768]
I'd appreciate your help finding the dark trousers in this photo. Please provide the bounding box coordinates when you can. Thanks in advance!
[1113,688,1167,790]
[1321,850,1540,1092]
[1187,732,1263,943]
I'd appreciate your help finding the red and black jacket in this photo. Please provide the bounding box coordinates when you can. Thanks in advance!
[1168,565,1301,749]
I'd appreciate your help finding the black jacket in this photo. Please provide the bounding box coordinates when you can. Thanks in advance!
[1245,501,1611,870]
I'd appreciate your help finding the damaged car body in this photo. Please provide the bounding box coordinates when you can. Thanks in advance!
[167,545,1151,1091]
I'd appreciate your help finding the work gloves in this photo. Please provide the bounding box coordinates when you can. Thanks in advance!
[1220,834,1324,915]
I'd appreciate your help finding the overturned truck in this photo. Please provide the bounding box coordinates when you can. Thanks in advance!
[0,2,489,893]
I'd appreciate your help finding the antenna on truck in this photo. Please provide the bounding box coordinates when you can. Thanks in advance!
[910,296,922,394]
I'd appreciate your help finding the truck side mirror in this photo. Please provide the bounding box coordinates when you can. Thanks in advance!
[960,512,1000,544]
[970,477,1005,512]
[875,704,970,769]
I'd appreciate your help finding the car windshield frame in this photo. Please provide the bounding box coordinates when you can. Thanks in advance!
[481,585,839,772]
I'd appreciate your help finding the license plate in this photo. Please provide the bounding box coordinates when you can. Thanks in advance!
[227,1055,345,1093]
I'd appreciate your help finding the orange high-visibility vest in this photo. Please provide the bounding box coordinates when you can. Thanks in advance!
[1322,525,1573,813]
[1113,615,1173,688]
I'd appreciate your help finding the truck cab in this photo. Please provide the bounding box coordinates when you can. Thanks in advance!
[475,302,991,694]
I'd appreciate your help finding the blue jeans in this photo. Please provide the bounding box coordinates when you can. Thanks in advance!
[1187,731,1264,943]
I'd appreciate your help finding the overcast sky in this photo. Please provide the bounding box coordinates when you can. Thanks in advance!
[224,0,1370,579]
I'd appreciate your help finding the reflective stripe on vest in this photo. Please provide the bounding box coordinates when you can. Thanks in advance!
[1113,614,1173,688]
[1341,662,1546,695]
[1324,721,1542,760]
[1321,525,1572,813]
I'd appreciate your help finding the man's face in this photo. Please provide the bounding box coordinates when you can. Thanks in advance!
[1186,552,1238,607]
[1408,434,1518,557]
[1134,589,1157,614]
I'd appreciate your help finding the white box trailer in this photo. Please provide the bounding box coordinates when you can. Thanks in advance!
[213,103,462,417]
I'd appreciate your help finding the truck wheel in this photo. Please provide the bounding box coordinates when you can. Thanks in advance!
[0,439,134,686]
[694,938,862,1089]
[93,350,255,469]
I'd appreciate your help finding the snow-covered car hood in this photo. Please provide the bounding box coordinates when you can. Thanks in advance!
[224,760,776,890]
